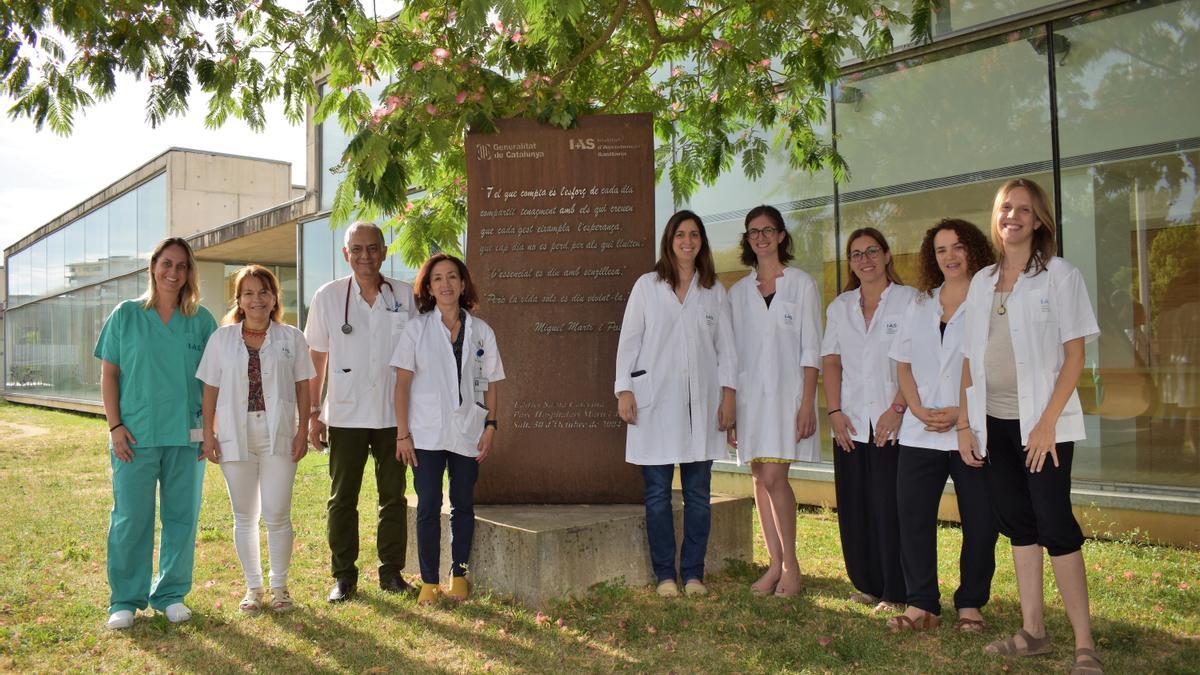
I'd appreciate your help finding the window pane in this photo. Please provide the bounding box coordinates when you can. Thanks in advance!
[137,174,167,261]
[45,229,66,297]
[109,191,139,277]
[1056,0,1200,489]
[82,209,109,284]
[301,217,334,321]
[64,221,86,289]
[28,239,47,299]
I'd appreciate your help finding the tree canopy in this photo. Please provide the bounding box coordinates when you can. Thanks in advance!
[2,0,934,264]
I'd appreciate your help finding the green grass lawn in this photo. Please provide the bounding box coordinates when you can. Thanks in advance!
[0,401,1197,673]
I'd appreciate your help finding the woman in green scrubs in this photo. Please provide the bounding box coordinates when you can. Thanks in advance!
[94,237,217,630]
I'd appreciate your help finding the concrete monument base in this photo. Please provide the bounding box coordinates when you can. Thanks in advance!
[404,492,753,607]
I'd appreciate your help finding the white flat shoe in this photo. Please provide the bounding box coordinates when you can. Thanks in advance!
[106,610,134,630]
[164,603,192,623]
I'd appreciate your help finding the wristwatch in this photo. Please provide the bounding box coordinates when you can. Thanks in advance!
[891,403,907,414]
[484,420,498,430]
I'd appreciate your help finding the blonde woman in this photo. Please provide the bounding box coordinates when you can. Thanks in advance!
[95,237,218,629]
[958,179,1101,673]
[197,265,315,613]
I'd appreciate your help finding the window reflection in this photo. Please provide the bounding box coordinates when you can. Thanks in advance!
[1057,0,1200,488]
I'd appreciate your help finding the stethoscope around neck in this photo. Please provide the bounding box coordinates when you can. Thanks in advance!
[341,277,397,335]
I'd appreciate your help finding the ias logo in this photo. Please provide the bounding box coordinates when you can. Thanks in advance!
[569,138,596,150]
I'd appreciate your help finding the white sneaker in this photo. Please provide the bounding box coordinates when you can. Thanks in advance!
[163,603,192,623]
[106,610,134,630]
[684,579,708,596]
[655,580,679,598]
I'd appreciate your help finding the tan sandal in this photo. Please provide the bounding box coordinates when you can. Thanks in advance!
[1071,647,1103,674]
[888,611,941,632]
[984,629,1052,657]
[955,617,986,633]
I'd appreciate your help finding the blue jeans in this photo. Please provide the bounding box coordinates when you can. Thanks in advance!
[413,449,479,584]
[641,461,712,583]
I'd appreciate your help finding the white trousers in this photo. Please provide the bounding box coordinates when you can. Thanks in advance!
[219,411,298,589]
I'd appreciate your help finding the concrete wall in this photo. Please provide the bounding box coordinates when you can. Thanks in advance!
[167,151,294,238]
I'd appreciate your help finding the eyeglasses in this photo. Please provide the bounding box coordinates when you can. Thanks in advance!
[848,246,883,262]
[745,227,781,240]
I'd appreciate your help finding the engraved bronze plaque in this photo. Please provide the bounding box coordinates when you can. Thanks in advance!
[466,114,654,504]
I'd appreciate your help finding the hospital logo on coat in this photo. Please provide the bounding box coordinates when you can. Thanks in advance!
[705,313,715,327]
[783,312,794,326]
[885,321,899,335]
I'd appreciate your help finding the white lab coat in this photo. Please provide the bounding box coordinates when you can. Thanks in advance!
[889,287,966,451]
[820,283,918,443]
[390,308,505,457]
[614,271,737,465]
[196,322,316,462]
[728,267,823,463]
[304,275,415,429]
[961,257,1099,454]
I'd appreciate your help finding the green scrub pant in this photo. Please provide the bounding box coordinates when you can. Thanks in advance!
[327,426,407,581]
[107,445,205,613]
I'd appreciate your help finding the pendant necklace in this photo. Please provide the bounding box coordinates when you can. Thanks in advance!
[996,291,1011,316]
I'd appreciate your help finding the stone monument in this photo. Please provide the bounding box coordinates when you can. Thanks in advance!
[406,114,753,604]
[465,113,653,504]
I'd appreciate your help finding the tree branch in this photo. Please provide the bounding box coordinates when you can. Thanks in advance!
[550,0,629,87]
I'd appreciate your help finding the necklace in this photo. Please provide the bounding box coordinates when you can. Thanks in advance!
[996,291,1012,316]
[242,324,268,338]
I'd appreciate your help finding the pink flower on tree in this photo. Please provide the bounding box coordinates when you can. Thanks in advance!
[456,91,468,104]
[412,61,424,72]
[425,103,438,116]
[432,47,450,64]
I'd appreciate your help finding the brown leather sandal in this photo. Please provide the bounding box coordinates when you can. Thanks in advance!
[1071,647,1103,674]
[984,628,1052,657]
[887,612,941,632]
[955,617,986,633]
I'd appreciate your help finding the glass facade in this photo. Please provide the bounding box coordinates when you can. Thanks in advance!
[4,173,166,400]
[676,0,1200,488]
[6,173,166,309]
[5,273,140,399]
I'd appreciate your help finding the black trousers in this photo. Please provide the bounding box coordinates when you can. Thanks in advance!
[983,416,1084,557]
[896,445,998,615]
[834,439,906,603]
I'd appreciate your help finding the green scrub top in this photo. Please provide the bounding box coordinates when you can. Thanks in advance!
[94,299,217,448]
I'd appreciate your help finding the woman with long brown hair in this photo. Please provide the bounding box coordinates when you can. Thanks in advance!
[197,265,315,613]
[95,237,218,629]
[615,209,737,598]
[820,227,916,612]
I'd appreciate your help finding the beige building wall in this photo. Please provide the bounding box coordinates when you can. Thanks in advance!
[166,151,294,238]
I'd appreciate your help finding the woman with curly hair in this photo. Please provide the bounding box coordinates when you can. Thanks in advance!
[886,219,999,633]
